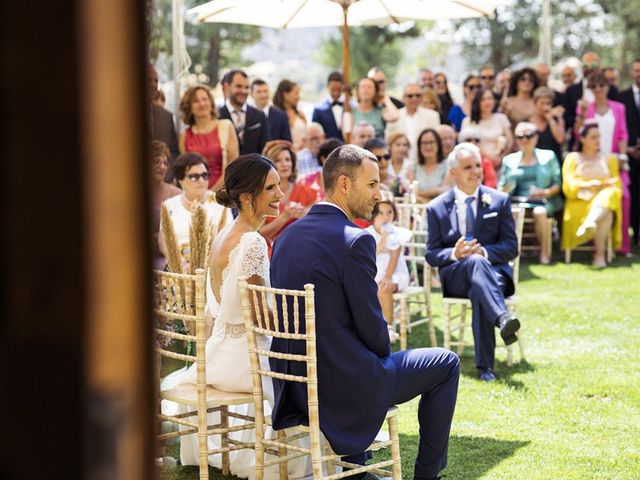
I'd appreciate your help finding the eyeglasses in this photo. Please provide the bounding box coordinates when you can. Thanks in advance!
[515,132,538,140]
[186,172,210,182]
[420,140,437,146]
[588,83,607,89]
[375,153,391,162]
[480,75,495,80]
[436,79,447,85]
[404,93,422,99]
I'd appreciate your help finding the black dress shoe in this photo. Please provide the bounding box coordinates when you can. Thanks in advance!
[478,368,497,381]
[497,314,520,343]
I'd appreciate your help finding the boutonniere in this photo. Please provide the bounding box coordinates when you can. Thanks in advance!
[481,193,492,207]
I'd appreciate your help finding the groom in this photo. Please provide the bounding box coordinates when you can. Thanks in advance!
[270,145,460,480]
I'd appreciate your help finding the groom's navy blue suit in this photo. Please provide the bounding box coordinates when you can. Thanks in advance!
[270,204,459,479]
[426,186,518,370]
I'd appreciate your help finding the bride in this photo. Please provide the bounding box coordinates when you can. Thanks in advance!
[162,153,310,479]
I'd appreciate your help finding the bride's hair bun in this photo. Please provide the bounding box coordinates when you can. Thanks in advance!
[218,154,275,212]
[215,187,236,208]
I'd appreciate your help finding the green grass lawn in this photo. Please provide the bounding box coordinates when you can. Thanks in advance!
[161,252,640,480]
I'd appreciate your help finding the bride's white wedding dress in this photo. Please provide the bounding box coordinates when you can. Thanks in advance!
[161,229,310,479]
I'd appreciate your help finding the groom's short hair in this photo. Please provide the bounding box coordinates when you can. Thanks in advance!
[323,145,376,193]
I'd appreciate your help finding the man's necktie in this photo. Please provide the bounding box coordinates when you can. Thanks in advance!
[232,109,245,143]
[465,196,475,240]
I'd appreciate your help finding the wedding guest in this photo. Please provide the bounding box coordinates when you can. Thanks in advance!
[603,67,619,89]
[386,83,440,163]
[311,71,345,141]
[386,131,414,182]
[179,85,239,191]
[366,198,411,342]
[422,87,446,124]
[479,65,500,106]
[260,144,317,255]
[296,123,326,177]
[419,67,435,90]
[618,58,640,246]
[434,72,454,122]
[352,121,376,148]
[273,79,307,152]
[414,128,452,202]
[148,64,179,163]
[448,75,480,132]
[459,127,497,189]
[369,66,404,108]
[500,67,539,128]
[534,63,564,106]
[575,71,631,255]
[159,153,232,269]
[150,141,181,270]
[297,137,343,201]
[437,124,457,159]
[365,138,406,196]
[250,78,292,142]
[462,87,513,171]
[529,86,566,163]
[349,77,399,139]
[499,122,563,264]
[561,65,577,91]
[496,69,511,98]
[562,122,622,267]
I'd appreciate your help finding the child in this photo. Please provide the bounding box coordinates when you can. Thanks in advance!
[366,199,412,342]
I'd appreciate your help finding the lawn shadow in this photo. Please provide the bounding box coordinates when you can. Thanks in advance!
[457,343,535,390]
[446,434,530,480]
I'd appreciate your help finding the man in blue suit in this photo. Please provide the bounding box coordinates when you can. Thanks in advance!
[426,143,520,382]
[271,145,460,480]
[311,71,345,141]
[219,70,270,155]
[250,78,292,142]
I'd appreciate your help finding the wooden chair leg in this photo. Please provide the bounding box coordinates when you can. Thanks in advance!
[220,405,230,476]
[456,304,467,356]
[277,430,287,480]
[517,330,526,362]
[565,248,571,263]
[387,414,402,480]
[443,303,452,350]
[399,297,408,351]
[323,436,336,476]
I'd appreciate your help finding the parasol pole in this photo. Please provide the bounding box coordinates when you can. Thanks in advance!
[341,2,352,143]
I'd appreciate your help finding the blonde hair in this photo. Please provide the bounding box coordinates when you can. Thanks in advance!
[421,88,441,113]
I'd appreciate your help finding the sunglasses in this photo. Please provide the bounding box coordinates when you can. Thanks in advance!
[515,132,538,140]
[583,62,599,69]
[519,76,533,82]
[588,83,607,89]
[186,172,210,182]
[480,75,495,80]
[405,93,422,99]
[375,79,386,85]
[375,153,391,162]
[466,84,480,90]
[464,137,481,143]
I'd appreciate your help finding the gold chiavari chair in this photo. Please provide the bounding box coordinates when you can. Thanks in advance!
[239,280,402,480]
[154,269,255,479]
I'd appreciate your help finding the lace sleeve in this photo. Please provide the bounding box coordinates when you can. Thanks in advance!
[240,233,269,280]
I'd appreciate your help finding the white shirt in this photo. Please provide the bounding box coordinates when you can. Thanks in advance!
[225,99,247,129]
[450,186,488,261]
[582,79,595,103]
[595,109,615,156]
[318,201,348,219]
[330,99,343,129]
[632,84,640,110]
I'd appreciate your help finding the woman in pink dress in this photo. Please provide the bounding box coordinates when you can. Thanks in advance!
[179,85,238,190]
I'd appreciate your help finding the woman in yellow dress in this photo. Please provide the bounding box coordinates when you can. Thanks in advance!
[562,121,622,267]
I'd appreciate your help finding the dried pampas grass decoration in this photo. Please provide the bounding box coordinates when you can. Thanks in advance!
[189,204,212,275]
[160,203,183,274]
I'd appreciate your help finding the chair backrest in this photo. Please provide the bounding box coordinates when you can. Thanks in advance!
[510,207,525,289]
[395,202,429,232]
[153,268,207,379]
[238,280,319,435]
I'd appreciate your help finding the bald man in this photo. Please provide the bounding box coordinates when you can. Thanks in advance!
[534,63,563,107]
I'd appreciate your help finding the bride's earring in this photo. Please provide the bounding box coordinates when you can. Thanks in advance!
[249,203,254,217]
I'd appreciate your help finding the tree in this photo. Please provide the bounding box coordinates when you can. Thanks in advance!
[317,24,422,85]
[149,0,261,85]
[595,0,640,76]
[453,0,619,71]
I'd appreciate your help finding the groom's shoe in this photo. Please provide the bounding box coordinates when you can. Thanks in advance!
[496,314,520,345]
